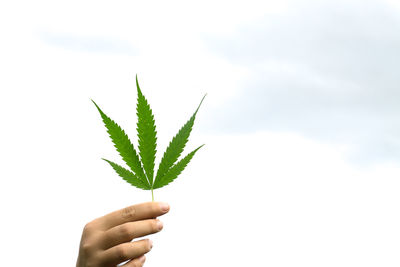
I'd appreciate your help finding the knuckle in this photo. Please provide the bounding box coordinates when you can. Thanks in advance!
[119,224,132,237]
[81,241,95,255]
[83,222,95,233]
[115,245,129,261]
[121,206,137,220]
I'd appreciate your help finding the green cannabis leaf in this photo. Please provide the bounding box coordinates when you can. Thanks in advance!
[92,75,205,201]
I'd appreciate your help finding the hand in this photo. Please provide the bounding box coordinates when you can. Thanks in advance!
[76,202,170,267]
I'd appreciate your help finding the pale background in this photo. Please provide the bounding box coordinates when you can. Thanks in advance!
[1,0,400,266]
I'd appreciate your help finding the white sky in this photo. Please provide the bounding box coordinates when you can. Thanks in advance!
[0,0,400,266]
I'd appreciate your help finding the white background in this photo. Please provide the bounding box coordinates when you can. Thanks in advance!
[1,0,400,266]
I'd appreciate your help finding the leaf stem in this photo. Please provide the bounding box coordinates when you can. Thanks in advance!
[151,188,154,202]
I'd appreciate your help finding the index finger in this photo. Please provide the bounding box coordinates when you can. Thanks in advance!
[95,202,170,230]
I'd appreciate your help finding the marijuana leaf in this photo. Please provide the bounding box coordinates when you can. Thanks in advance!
[102,158,150,190]
[136,76,157,186]
[92,75,205,201]
[91,100,149,188]
[153,144,204,189]
[154,95,206,186]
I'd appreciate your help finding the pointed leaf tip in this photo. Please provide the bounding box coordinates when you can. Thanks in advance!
[195,94,207,115]
[93,101,149,187]
[136,78,157,186]
[136,74,142,95]
[154,95,205,186]
[91,99,103,115]
[91,99,97,106]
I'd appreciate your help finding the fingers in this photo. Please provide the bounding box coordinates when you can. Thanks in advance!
[95,201,170,230]
[76,202,170,267]
[120,255,146,267]
[101,238,153,266]
[100,219,163,249]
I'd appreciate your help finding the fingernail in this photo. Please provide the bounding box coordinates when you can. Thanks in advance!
[159,202,170,212]
[138,255,146,262]
[156,220,163,231]
[149,239,153,249]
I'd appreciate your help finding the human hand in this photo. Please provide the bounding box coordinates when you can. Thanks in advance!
[76,202,170,267]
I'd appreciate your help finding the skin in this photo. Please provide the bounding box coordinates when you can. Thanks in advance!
[76,202,170,267]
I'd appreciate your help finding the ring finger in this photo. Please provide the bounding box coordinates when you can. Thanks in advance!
[100,219,163,249]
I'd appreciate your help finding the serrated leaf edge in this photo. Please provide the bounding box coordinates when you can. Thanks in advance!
[153,144,204,189]
[135,75,158,187]
[153,94,206,187]
[102,158,151,190]
[91,99,150,187]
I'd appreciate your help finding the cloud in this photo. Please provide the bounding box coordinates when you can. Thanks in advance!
[37,31,136,55]
[201,0,400,163]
